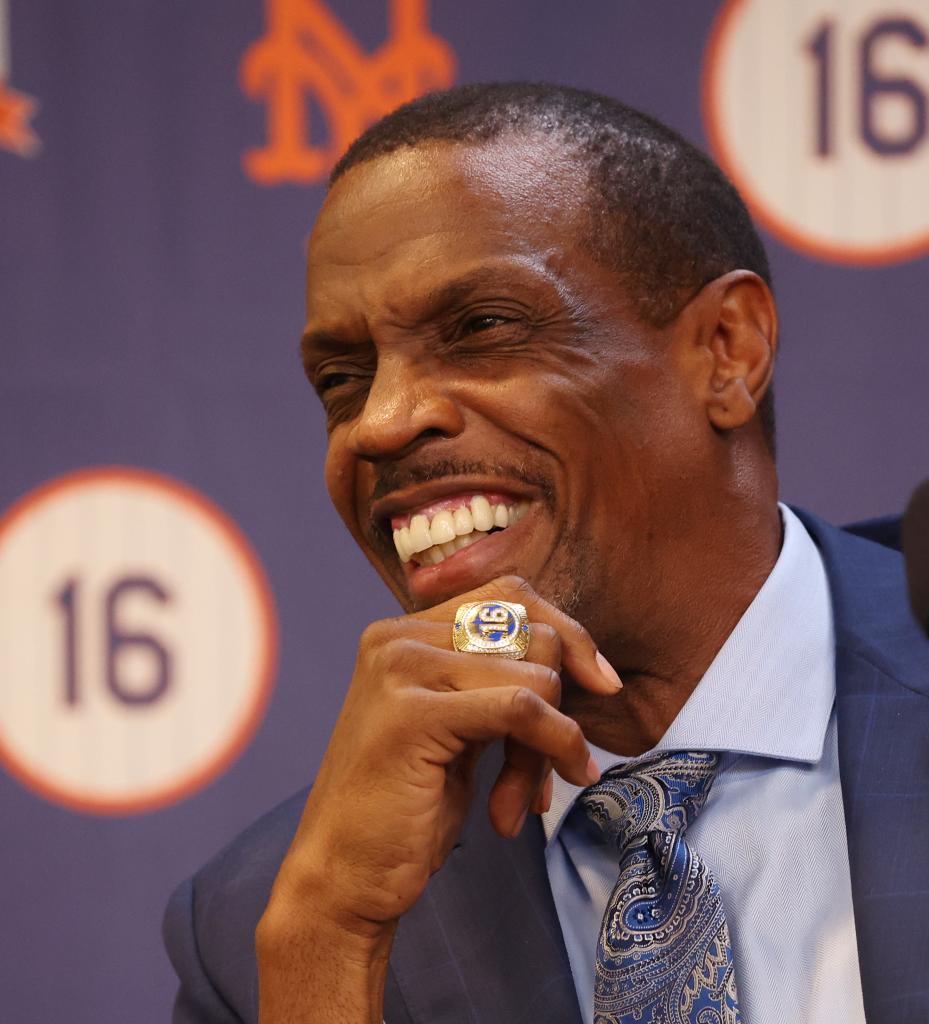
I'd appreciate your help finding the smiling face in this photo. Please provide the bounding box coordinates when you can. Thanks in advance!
[302,135,734,656]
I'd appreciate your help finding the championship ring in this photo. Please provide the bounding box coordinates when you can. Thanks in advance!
[452,600,530,659]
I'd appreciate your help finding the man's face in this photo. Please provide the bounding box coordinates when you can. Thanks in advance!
[302,136,711,649]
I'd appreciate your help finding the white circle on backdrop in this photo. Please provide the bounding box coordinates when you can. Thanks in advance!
[704,0,929,264]
[0,467,278,814]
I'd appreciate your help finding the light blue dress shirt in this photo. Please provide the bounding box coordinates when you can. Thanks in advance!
[541,505,867,1024]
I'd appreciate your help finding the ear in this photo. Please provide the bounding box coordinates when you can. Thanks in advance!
[683,270,778,433]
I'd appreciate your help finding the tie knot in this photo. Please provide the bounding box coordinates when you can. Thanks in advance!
[580,751,719,851]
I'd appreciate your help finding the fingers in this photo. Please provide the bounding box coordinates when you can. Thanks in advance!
[489,737,548,837]
[422,576,623,696]
[526,623,563,672]
[370,608,607,839]
[374,637,596,835]
[393,629,561,836]
[388,619,563,672]
[441,644,560,835]
[488,576,622,695]
[439,686,599,791]
[385,640,562,704]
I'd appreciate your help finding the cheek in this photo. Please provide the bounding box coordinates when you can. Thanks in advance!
[323,438,357,527]
[570,361,698,498]
[592,349,695,442]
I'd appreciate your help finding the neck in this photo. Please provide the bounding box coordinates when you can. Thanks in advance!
[567,487,783,757]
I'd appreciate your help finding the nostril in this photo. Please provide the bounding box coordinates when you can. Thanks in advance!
[356,426,453,463]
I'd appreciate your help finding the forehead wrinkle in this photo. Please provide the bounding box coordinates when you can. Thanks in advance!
[305,141,619,350]
[306,252,596,367]
[378,264,537,326]
[381,251,578,324]
[303,256,580,368]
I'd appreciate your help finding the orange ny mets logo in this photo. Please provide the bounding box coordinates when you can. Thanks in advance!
[240,0,456,186]
[0,0,39,158]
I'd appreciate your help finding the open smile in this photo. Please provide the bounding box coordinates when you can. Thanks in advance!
[371,481,541,602]
[391,492,530,566]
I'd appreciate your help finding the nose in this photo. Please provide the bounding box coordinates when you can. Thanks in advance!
[347,353,466,461]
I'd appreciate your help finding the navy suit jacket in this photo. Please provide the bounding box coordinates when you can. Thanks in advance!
[164,513,929,1023]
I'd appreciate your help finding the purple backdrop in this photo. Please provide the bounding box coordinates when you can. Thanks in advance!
[1,2,927,1022]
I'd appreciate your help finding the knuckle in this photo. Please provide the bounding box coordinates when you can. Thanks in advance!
[529,663,561,703]
[380,636,421,665]
[358,617,400,651]
[532,622,562,662]
[508,685,543,720]
[364,635,421,679]
[390,686,433,726]
[565,718,586,752]
[358,622,383,653]
[568,616,594,649]
[430,667,458,692]
[533,622,558,645]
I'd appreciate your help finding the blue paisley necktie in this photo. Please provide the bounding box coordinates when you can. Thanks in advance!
[580,751,741,1024]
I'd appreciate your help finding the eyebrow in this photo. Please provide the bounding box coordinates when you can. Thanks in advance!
[300,263,546,362]
[300,328,349,365]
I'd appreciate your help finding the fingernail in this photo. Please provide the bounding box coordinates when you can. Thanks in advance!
[585,754,601,785]
[511,808,528,837]
[595,651,623,690]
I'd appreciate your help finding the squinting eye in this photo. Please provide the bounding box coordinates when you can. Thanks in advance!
[318,372,356,393]
[463,315,508,334]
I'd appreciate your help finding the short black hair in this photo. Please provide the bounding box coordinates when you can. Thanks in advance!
[332,82,776,454]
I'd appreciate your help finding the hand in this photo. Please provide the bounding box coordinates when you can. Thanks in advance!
[255,576,621,1022]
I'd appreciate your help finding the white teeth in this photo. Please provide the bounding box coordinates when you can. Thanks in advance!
[429,510,456,546]
[471,495,494,532]
[392,494,531,564]
[456,530,485,549]
[393,529,412,563]
[453,505,474,535]
[406,529,490,566]
[409,514,432,553]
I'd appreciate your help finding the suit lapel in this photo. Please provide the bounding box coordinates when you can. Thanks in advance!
[385,749,582,1024]
[798,511,929,1022]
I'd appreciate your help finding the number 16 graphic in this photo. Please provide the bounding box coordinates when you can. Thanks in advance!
[704,0,929,264]
[56,575,173,708]
[0,467,277,815]
[808,17,927,158]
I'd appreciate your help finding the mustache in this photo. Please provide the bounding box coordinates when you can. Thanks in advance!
[369,456,556,521]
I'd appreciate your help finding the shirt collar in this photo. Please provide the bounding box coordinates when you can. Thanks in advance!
[542,503,836,844]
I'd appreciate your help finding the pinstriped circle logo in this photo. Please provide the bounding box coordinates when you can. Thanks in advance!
[0,467,278,814]
[704,0,929,265]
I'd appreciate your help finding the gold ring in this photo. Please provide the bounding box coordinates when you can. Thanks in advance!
[452,600,530,659]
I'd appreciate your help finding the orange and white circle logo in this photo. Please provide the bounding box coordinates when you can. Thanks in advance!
[0,467,278,814]
[704,0,929,264]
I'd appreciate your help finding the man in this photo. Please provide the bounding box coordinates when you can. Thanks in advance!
[164,83,929,1023]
